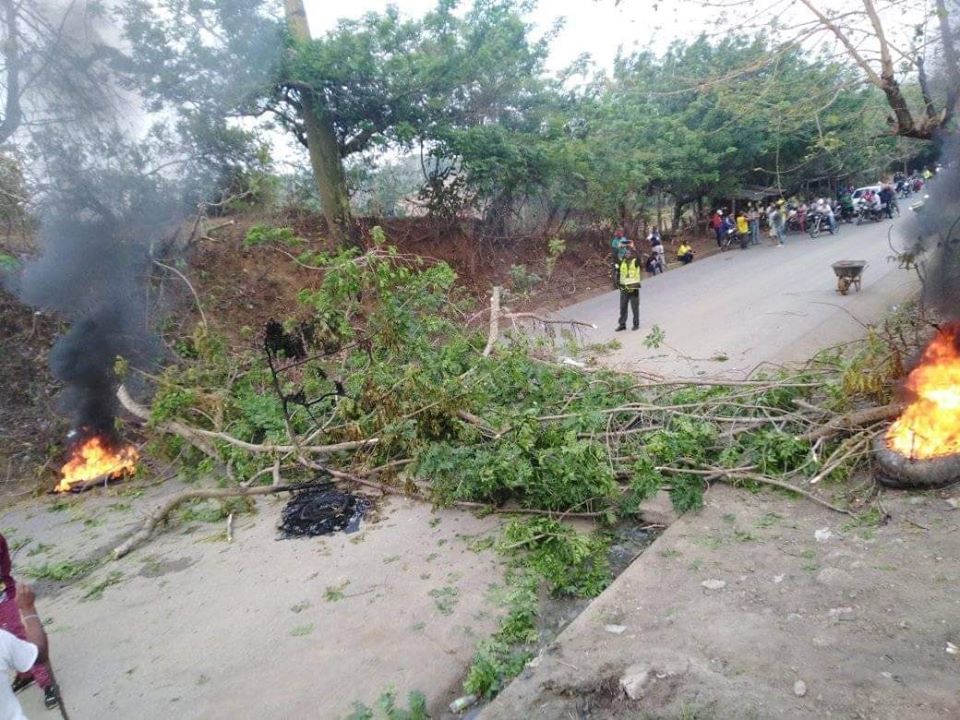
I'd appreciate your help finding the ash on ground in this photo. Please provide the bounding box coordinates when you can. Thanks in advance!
[279,483,369,538]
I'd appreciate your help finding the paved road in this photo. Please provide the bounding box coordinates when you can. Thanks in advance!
[558,217,921,378]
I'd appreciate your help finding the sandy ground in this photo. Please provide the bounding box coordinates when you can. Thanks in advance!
[3,487,505,719]
[558,217,921,377]
[482,484,960,719]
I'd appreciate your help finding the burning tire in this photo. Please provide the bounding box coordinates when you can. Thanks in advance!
[873,435,960,489]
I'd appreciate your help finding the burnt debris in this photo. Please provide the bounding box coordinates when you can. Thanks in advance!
[263,319,347,427]
[278,483,368,538]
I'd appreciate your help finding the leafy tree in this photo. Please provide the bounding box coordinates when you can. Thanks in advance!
[119,0,556,246]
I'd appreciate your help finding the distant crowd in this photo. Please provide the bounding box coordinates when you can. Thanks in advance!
[606,166,938,331]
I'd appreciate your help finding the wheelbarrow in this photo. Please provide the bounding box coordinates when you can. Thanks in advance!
[831,260,867,295]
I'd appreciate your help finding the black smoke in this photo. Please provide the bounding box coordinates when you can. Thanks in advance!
[0,0,281,440]
[908,135,960,320]
[14,202,167,435]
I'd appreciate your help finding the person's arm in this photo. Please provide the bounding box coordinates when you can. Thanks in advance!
[15,583,48,664]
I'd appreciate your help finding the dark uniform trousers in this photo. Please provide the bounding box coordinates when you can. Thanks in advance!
[618,288,639,329]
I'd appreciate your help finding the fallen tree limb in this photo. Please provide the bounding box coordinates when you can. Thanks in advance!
[450,500,609,519]
[117,385,378,455]
[797,403,903,442]
[113,481,318,559]
[153,260,208,332]
[482,286,502,357]
[112,465,615,558]
[502,311,596,329]
[657,465,854,516]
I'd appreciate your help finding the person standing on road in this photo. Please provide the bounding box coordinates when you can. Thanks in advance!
[768,201,786,246]
[646,233,665,275]
[610,228,631,289]
[878,185,894,219]
[710,210,724,246]
[747,204,760,245]
[615,246,642,331]
[736,210,749,240]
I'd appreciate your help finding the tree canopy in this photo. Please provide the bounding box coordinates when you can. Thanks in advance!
[113,0,949,241]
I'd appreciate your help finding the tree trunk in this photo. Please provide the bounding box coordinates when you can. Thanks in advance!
[672,198,683,232]
[0,0,22,144]
[284,0,360,248]
[935,0,960,124]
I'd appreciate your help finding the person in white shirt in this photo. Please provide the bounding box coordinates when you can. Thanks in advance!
[1,584,47,720]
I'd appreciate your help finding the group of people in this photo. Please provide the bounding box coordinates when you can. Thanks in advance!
[1,532,59,719]
[709,207,765,247]
[605,166,941,333]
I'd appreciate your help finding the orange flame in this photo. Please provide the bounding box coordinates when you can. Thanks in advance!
[57,436,139,493]
[886,325,960,459]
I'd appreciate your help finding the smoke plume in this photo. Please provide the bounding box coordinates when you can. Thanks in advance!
[909,136,960,320]
[1,0,281,439]
[14,189,173,434]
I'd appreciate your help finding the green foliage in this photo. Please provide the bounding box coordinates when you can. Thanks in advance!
[26,558,101,582]
[508,264,542,293]
[418,429,617,512]
[643,325,666,349]
[243,225,302,248]
[501,518,611,598]
[463,571,538,698]
[178,497,252,524]
[0,253,18,272]
[739,430,810,474]
[345,688,428,720]
[544,237,566,279]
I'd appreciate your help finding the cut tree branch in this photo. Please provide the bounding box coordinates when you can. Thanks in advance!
[797,403,904,442]
[117,385,378,456]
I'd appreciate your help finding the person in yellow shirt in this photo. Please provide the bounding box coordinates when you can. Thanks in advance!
[736,211,749,237]
[677,242,694,264]
[616,247,642,331]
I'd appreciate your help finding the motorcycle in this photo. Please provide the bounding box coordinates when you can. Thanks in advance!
[645,248,666,274]
[856,205,884,224]
[807,212,836,238]
[719,227,748,251]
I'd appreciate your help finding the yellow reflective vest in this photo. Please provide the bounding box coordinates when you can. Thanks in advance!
[618,258,641,290]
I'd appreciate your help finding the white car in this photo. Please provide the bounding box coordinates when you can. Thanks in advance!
[851,184,881,210]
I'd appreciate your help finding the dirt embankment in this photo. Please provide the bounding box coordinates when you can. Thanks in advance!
[185,211,722,340]
[0,285,63,491]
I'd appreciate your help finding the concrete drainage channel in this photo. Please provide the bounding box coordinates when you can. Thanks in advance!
[446,492,676,719]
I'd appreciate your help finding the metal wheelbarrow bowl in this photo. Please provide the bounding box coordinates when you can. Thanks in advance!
[831,260,867,295]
